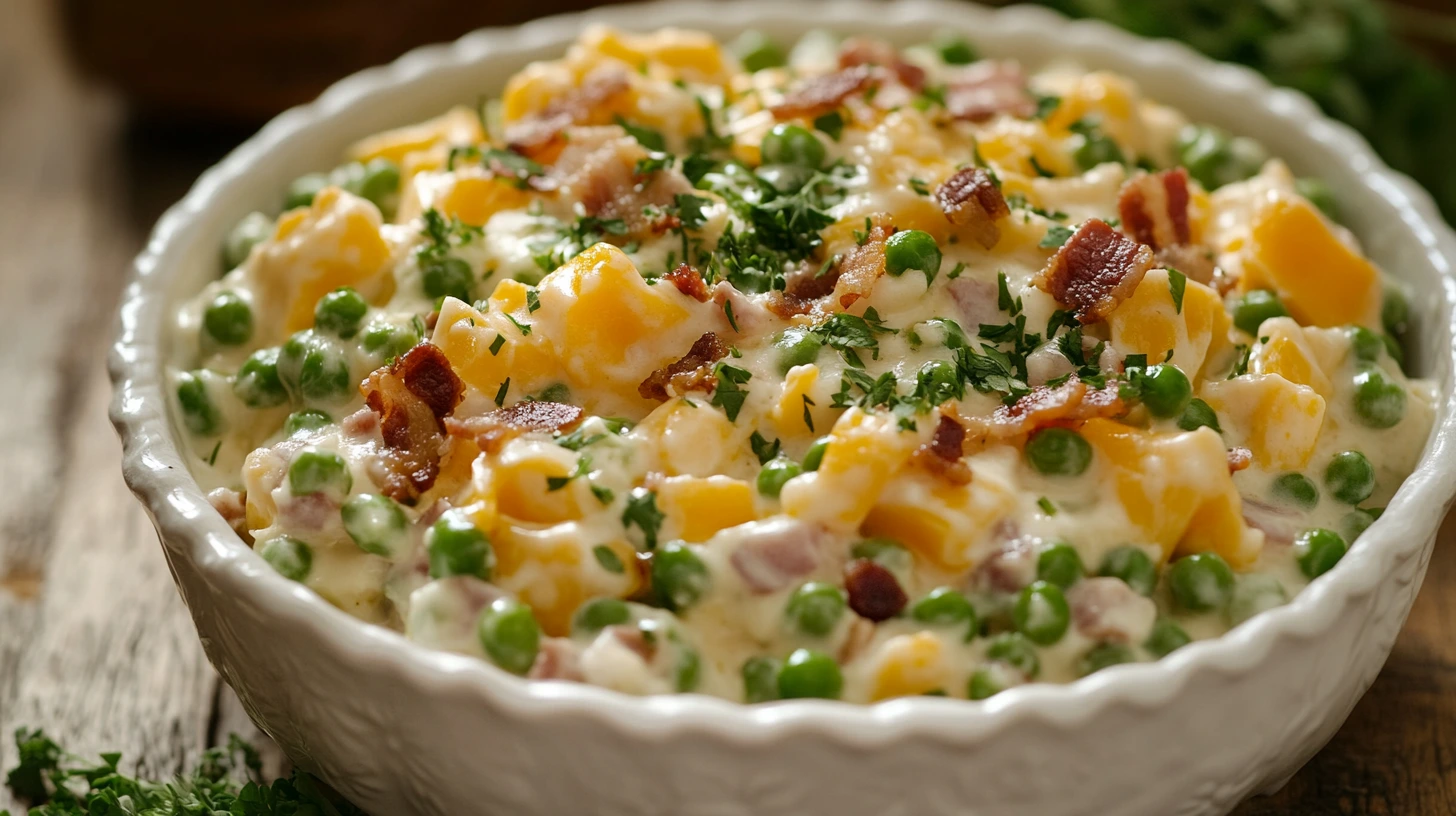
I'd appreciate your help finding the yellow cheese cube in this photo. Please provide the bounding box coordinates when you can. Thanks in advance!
[1200,375,1326,472]
[434,168,532,228]
[490,521,639,637]
[657,475,758,543]
[580,25,733,85]
[1242,197,1381,328]
[346,106,484,166]
[771,364,838,440]
[430,296,558,402]
[1249,317,1334,398]
[860,462,1018,573]
[634,399,745,479]
[1109,269,1231,380]
[492,440,585,525]
[872,632,949,700]
[779,408,917,532]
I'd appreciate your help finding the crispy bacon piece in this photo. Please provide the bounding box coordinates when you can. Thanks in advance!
[1118,168,1191,251]
[637,332,728,401]
[771,64,879,120]
[767,262,840,319]
[767,215,893,319]
[1227,446,1253,474]
[914,413,972,485]
[505,67,632,158]
[445,401,585,455]
[556,131,693,240]
[837,37,926,92]
[936,167,1010,249]
[1155,243,1217,286]
[966,375,1127,443]
[844,558,908,622]
[664,263,711,302]
[361,343,465,503]
[944,61,1035,122]
[1037,218,1154,324]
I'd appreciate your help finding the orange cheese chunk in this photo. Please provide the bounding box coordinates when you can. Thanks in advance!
[1200,375,1326,471]
[780,408,917,532]
[872,632,949,700]
[1243,197,1381,328]
[860,460,1018,573]
[1109,269,1231,379]
[657,475,758,543]
[492,440,585,525]
[434,169,532,227]
[430,295,558,401]
[490,521,638,637]
[1248,317,1334,398]
[346,106,484,166]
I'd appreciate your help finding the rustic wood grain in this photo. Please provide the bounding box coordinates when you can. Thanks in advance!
[0,0,1452,813]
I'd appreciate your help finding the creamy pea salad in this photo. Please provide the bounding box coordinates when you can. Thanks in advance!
[173,26,1435,703]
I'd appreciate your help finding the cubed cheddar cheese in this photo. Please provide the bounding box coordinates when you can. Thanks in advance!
[1079,418,1260,568]
[657,475,758,543]
[871,632,949,700]
[578,25,733,86]
[1042,71,1146,159]
[533,243,716,416]
[250,187,393,339]
[977,117,1076,184]
[1200,374,1326,471]
[779,408,918,531]
[490,521,639,637]
[634,399,745,479]
[1109,269,1231,379]
[860,460,1018,573]
[771,364,838,440]
[346,106,485,166]
[432,167,532,228]
[1241,197,1382,328]
[430,295,558,402]
[1248,317,1334,398]
[492,439,585,525]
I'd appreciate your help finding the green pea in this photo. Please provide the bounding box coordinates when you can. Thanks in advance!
[233,348,288,409]
[908,318,969,350]
[355,158,400,212]
[1098,546,1158,596]
[284,172,328,210]
[1074,132,1125,171]
[732,30,785,73]
[314,287,368,339]
[426,510,494,580]
[760,123,826,169]
[287,448,352,497]
[1139,364,1192,418]
[1340,508,1378,541]
[652,542,710,612]
[784,581,844,637]
[776,648,842,699]
[278,330,351,405]
[1177,398,1221,433]
[1144,617,1191,658]
[1012,581,1070,646]
[222,212,272,271]
[341,493,407,558]
[967,668,1003,700]
[283,408,332,437]
[477,597,540,675]
[1175,125,1265,190]
[673,640,701,692]
[934,34,977,65]
[884,229,942,282]
[774,327,823,372]
[1294,177,1339,221]
[1352,366,1406,429]
[1231,289,1289,335]
[1078,643,1135,676]
[203,291,254,346]
[1382,286,1410,337]
[911,587,978,639]
[1296,528,1347,579]
[1325,450,1375,505]
[1227,573,1288,626]
[362,321,422,363]
[1168,552,1235,612]
[985,632,1040,679]
[259,536,312,582]
[1270,472,1319,510]
[1036,542,1084,589]
[849,538,913,574]
[757,456,803,499]
[1024,427,1093,477]
[802,436,831,472]
[573,597,631,635]
[421,256,475,303]
[1348,326,1384,362]
[742,656,782,703]
[176,371,223,437]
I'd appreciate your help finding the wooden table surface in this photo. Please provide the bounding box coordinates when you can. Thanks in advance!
[1,1,1453,812]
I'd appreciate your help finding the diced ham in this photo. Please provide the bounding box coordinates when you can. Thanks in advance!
[728,519,830,594]
[505,67,632,159]
[935,167,1010,249]
[1117,168,1192,251]
[1036,218,1154,324]
[771,64,880,120]
[1067,577,1157,645]
[947,275,1001,329]
[277,492,338,531]
[445,401,585,455]
[361,343,465,503]
[943,61,1035,122]
[529,637,586,682]
[837,37,926,92]
[972,527,1039,594]
[843,558,907,621]
[1242,497,1300,545]
[637,332,728,401]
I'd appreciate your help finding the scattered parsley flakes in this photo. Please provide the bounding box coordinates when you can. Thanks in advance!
[1034,93,1062,120]
[593,544,625,573]
[1039,224,1075,249]
[947,261,966,279]
[206,440,221,466]
[615,115,667,151]
[546,455,592,492]
[526,288,541,313]
[750,431,782,464]
[1168,268,1187,314]
[1229,344,1252,378]
[1123,353,1149,370]
[591,484,616,506]
[724,299,740,332]
[1038,496,1057,515]
[489,333,506,356]
[908,177,931,196]
[812,307,897,368]
[802,394,816,432]
[813,110,845,141]
[504,312,532,336]
[710,363,753,421]
[1028,155,1057,178]
[621,488,665,550]
[494,378,510,407]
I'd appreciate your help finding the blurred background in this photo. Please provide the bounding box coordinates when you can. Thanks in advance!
[57,0,1456,219]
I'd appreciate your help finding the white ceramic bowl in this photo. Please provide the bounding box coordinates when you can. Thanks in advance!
[110,2,1456,814]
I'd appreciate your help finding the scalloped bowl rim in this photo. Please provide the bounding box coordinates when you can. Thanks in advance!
[109,0,1456,748]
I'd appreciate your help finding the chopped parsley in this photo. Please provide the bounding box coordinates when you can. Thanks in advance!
[750,431,782,464]
[488,333,506,356]
[710,363,753,421]
[615,115,667,151]
[494,378,510,407]
[811,307,897,368]
[1038,496,1058,515]
[1039,224,1075,249]
[546,455,593,491]
[1168,268,1187,314]
[621,488,665,550]
[813,110,845,141]
[593,544,625,573]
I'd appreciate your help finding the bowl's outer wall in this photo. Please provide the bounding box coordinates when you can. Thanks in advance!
[112,2,1456,815]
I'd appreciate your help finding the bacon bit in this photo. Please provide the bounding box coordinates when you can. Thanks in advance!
[766,261,841,319]
[914,413,972,485]
[771,64,879,120]
[445,401,585,455]
[1155,243,1217,286]
[1036,218,1154,324]
[837,37,926,92]
[1117,168,1192,251]
[766,211,891,319]
[505,67,632,158]
[638,332,728,401]
[207,487,250,543]
[529,637,585,682]
[560,133,693,240]
[664,263,711,302]
[943,61,1035,122]
[936,167,1010,249]
[1227,446,1253,473]
[361,344,465,503]
[844,558,908,622]
[967,375,1127,443]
